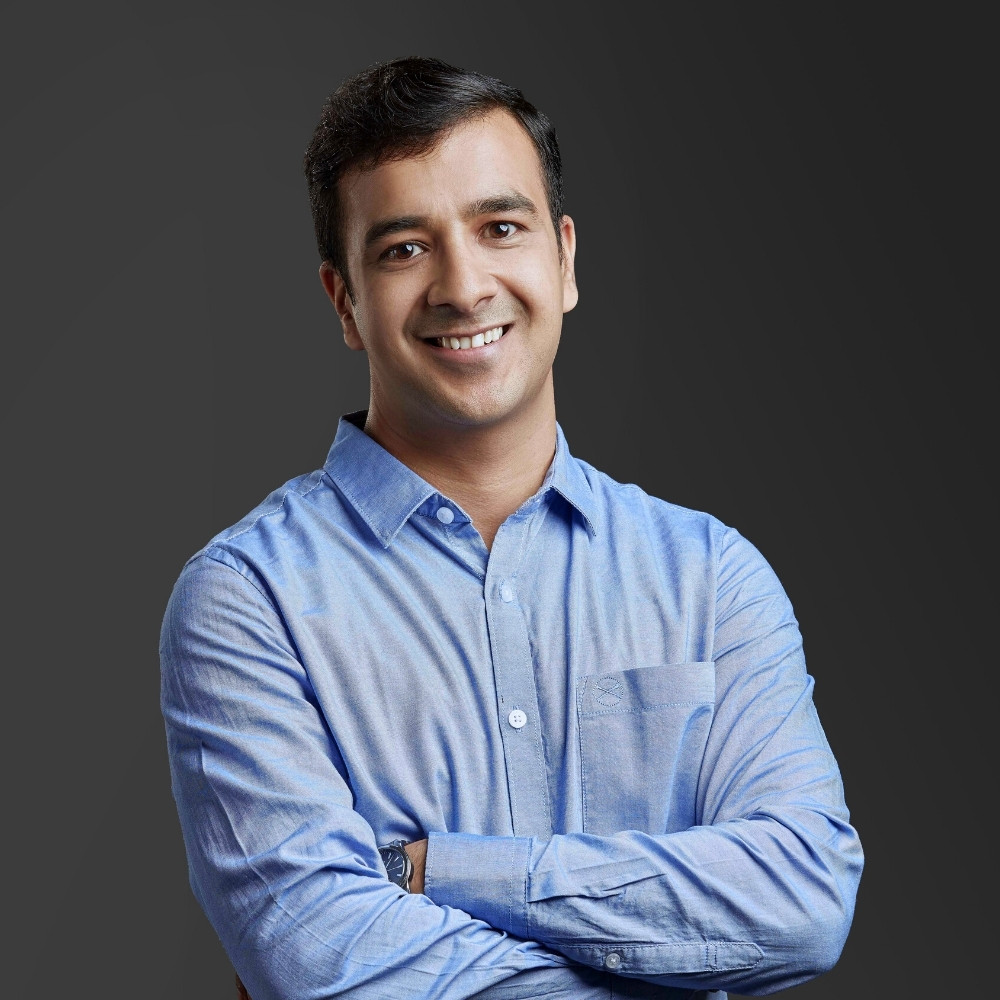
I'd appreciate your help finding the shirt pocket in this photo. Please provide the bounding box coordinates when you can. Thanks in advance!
[577,662,715,834]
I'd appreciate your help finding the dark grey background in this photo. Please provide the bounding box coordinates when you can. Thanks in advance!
[3,2,989,997]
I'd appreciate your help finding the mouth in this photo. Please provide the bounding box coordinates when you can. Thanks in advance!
[424,325,508,351]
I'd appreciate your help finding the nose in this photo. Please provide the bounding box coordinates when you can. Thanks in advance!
[426,240,499,312]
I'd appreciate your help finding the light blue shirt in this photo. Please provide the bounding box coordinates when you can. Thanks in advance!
[160,412,862,1000]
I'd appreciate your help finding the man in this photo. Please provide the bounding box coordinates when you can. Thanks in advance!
[160,56,863,1000]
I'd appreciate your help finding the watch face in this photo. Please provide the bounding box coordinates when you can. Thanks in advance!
[379,846,409,886]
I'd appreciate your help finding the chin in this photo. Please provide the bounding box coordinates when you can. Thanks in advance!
[436,391,543,431]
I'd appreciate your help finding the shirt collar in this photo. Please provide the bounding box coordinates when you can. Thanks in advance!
[547,424,598,537]
[324,411,597,547]
[324,412,436,548]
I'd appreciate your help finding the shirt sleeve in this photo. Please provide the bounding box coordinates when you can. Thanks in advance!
[159,552,576,1000]
[424,528,864,995]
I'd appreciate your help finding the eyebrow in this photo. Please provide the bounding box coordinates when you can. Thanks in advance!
[362,192,541,251]
[466,192,539,219]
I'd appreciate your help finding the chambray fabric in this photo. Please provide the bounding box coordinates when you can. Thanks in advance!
[160,412,862,1000]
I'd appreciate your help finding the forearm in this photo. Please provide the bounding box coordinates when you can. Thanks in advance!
[425,808,861,994]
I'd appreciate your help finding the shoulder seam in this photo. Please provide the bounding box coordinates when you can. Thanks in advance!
[223,471,328,545]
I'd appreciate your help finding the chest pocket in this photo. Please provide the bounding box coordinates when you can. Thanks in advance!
[578,662,715,835]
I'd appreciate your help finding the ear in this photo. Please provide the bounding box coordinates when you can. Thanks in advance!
[319,262,365,351]
[559,215,579,314]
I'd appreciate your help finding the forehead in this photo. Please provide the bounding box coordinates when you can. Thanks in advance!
[338,110,548,242]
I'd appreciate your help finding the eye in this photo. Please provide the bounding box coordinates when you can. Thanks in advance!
[485,221,520,240]
[382,241,425,262]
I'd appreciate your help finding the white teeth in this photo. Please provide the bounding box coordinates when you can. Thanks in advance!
[437,326,505,350]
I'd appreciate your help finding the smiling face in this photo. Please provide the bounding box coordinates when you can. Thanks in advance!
[320,110,577,447]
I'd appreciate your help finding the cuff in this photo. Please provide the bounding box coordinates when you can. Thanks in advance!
[425,831,532,940]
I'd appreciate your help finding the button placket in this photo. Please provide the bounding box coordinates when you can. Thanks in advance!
[482,505,553,837]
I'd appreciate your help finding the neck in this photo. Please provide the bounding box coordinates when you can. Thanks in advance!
[364,397,557,550]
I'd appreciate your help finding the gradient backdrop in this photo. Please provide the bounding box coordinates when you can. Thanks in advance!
[3,3,988,997]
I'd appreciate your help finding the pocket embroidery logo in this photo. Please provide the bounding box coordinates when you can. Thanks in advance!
[595,675,624,707]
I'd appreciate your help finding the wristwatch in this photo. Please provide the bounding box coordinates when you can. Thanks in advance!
[377,839,413,891]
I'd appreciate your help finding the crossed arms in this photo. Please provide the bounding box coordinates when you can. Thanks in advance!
[160,531,862,999]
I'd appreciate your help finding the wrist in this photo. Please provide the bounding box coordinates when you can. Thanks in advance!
[404,838,427,895]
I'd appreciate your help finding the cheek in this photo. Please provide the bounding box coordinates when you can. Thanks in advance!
[513,260,565,314]
[356,281,415,337]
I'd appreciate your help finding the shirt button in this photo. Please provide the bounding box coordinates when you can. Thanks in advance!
[604,952,622,970]
[508,709,527,729]
[435,506,454,524]
[499,581,514,602]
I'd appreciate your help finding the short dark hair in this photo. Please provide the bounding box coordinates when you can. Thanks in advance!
[303,56,564,299]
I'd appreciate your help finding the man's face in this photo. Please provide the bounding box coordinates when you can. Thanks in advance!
[321,110,578,441]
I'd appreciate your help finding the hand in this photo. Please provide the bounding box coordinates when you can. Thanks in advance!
[404,838,427,895]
